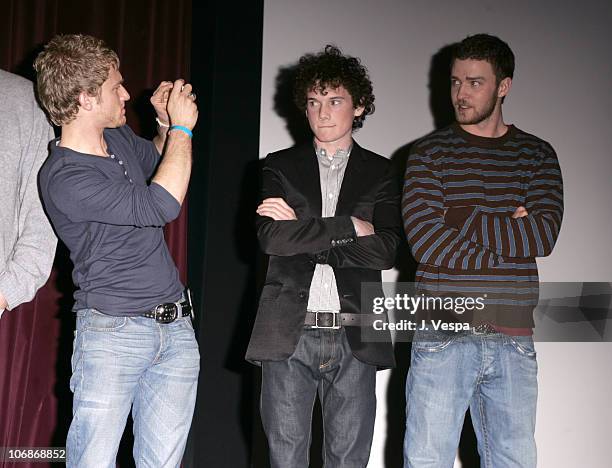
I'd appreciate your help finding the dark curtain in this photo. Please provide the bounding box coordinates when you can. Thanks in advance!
[186,2,264,466]
[0,1,191,466]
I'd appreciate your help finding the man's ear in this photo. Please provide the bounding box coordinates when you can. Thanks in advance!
[78,91,95,111]
[354,105,365,117]
[497,77,512,98]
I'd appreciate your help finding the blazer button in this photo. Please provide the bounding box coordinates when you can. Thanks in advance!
[298,292,306,299]
[331,240,337,247]
[316,254,326,263]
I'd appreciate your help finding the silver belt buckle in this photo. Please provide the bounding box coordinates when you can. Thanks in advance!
[313,311,341,329]
[155,303,178,323]
[472,323,495,335]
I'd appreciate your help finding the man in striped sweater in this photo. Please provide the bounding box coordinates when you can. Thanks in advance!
[402,34,563,467]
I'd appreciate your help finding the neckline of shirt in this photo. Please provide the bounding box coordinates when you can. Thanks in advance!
[452,122,517,147]
[314,142,353,161]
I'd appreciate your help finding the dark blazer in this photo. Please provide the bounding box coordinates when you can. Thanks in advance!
[245,141,401,368]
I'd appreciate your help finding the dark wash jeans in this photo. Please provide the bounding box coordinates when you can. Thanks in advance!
[260,327,377,468]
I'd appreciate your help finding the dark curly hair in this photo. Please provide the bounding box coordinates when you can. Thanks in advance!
[452,34,515,84]
[293,45,374,130]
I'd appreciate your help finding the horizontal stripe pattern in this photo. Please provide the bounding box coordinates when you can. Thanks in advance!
[402,124,564,326]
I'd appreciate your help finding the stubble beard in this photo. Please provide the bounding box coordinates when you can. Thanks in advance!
[455,93,498,125]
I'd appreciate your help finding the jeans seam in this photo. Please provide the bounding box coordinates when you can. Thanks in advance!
[153,321,163,363]
[320,332,334,369]
[477,390,492,468]
[475,337,492,468]
[135,376,144,468]
[71,328,85,468]
[306,387,316,467]
[321,378,327,468]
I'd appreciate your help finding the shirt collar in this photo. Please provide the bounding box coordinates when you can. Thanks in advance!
[314,141,353,161]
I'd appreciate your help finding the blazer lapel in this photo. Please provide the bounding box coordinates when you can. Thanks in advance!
[295,144,322,216]
[335,142,366,216]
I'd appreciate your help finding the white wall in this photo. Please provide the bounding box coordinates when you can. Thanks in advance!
[259,1,612,466]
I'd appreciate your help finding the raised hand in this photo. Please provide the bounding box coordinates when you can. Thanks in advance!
[167,79,198,130]
[150,81,174,125]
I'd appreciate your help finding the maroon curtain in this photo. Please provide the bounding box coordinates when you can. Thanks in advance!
[0,1,191,465]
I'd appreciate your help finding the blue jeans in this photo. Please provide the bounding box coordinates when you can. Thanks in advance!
[66,308,200,468]
[260,327,377,468]
[404,329,538,468]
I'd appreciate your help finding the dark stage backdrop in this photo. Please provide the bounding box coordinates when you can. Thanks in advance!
[0,1,191,466]
[185,2,264,467]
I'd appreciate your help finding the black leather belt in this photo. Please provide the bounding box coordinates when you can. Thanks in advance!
[304,311,380,329]
[142,292,193,324]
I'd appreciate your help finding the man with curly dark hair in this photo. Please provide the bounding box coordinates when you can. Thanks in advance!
[246,45,401,467]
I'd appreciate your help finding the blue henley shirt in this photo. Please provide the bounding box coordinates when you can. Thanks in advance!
[39,125,184,316]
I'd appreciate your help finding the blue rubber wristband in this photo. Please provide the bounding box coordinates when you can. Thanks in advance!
[169,125,193,138]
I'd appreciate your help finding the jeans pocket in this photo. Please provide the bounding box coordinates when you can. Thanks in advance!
[81,309,127,332]
[178,316,195,331]
[412,330,455,352]
[507,336,537,359]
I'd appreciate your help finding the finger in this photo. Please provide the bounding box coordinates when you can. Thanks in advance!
[259,202,293,219]
[152,81,173,96]
[180,83,193,95]
[257,208,287,220]
[257,204,291,219]
[258,204,295,220]
[169,79,185,100]
[260,198,292,211]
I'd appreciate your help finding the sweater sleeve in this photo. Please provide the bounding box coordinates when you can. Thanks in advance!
[402,149,500,270]
[461,144,564,258]
[0,99,57,310]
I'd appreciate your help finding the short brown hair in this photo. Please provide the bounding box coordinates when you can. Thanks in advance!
[34,34,119,126]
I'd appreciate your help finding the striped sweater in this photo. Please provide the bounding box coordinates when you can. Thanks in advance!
[402,123,563,328]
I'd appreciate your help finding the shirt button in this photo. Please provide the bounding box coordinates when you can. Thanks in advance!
[324,283,329,289]
[118,160,124,165]
[124,171,128,175]
[328,193,333,199]
[129,179,133,183]
[110,154,115,159]
[331,164,336,170]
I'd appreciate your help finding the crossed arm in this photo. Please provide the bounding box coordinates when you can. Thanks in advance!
[256,162,401,270]
[402,148,563,269]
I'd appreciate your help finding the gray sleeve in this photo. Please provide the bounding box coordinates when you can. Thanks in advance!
[48,165,181,227]
[0,98,57,310]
